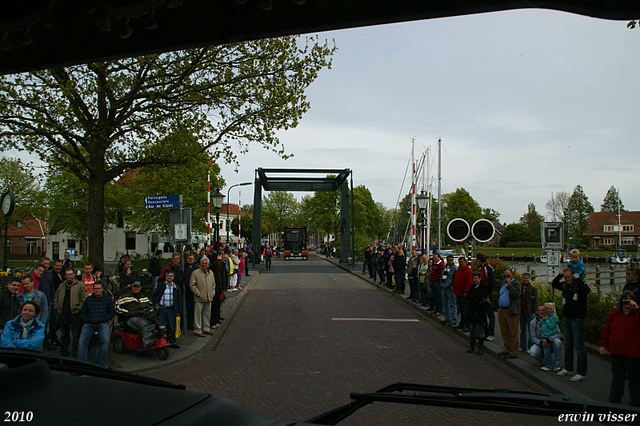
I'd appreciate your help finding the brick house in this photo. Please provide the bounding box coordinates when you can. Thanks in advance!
[589,211,640,249]
[0,218,46,261]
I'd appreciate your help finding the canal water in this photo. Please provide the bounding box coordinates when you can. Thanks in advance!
[506,260,629,293]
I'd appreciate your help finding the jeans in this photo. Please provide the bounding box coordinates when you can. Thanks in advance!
[395,271,406,294]
[185,286,195,329]
[519,313,534,351]
[469,322,485,339]
[158,306,177,344]
[46,307,60,344]
[378,265,386,284]
[78,322,110,366]
[59,313,83,357]
[442,288,457,324]
[456,295,469,328]
[563,317,587,376]
[152,276,159,291]
[485,295,495,337]
[431,283,442,313]
[530,339,563,368]
[265,256,272,269]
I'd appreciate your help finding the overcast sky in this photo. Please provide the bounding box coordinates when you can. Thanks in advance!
[218,9,640,225]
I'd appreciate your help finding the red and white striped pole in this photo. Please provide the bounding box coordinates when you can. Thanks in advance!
[207,160,211,251]
[238,190,242,248]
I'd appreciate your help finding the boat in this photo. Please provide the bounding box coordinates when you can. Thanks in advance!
[609,199,630,264]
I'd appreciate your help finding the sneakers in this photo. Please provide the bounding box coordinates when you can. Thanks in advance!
[541,366,552,371]
[553,366,562,372]
[570,374,587,382]
[556,369,570,376]
[485,335,495,341]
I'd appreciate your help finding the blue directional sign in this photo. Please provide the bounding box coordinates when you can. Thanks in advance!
[144,194,182,209]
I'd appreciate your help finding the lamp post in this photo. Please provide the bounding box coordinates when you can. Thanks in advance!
[211,189,225,254]
[226,182,252,244]
[416,190,428,256]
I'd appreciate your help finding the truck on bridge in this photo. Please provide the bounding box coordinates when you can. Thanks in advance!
[283,226,308,260]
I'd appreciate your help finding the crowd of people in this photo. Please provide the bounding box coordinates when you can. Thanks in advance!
[0,243,258,366]
[360,243,640,406]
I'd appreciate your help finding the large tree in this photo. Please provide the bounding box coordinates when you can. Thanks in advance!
[500,223,536,247]
[566,185,594,246]
[262,191,299,242]
[0,37,335,264]
[545,191,570,222]
[600,185,625,213]
[519,203,544,242]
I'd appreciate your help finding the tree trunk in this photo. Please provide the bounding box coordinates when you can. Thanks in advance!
[87,167,106,267]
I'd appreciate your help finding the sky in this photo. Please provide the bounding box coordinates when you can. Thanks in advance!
[217,8,640,225]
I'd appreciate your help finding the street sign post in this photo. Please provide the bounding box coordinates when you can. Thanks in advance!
[144,194,182,209]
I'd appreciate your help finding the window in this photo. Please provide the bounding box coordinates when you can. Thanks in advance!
[603,238,615,245]
[67,239,76,249]
[52,242,59,259]
[622,225,634,232]
[603,225,616,232]
[621,238,635,245]
[26,239,38,255]
[126,232,136,250]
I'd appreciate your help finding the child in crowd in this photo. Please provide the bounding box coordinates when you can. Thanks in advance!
[567,249,586,281]
[540,302,560,370]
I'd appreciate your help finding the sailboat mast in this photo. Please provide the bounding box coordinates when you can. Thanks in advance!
[437,138,442,253]
[411,138,416,251]
[425,147,431,255]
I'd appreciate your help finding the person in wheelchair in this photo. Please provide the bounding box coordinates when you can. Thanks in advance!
[115,281,156,348]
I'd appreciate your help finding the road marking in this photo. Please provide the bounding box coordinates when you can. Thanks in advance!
[331,318,419,322]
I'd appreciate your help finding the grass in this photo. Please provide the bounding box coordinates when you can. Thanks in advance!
[449,246,623,257]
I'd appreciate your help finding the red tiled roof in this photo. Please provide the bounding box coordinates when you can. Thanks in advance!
[7,219,46,237]
[221,204,243,216]
[589,211,640,235]
[116,168,140,188]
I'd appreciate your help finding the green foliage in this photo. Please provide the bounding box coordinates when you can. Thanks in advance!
[262,191,299,240]
[584,290,617,345]
[599,244,613,251]
[442,188,482,226]
[500,223,536,247]
[0,37,335,264]
[125,131,225,235]
[302,180,340,237]
[0,157,46,226]
[352,185,382,241]
[482,207,501,221]
[600,185,625,213]
[567,185,594,243]
[519,203,544,242]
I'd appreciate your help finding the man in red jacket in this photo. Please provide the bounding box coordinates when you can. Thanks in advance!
[453,257,472,332]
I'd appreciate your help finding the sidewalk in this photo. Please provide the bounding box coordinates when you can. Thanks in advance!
[322,254,619,405]
[101,263,263,373]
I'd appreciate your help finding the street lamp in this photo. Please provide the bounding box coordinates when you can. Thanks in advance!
[416,190,428,255]
[211,189,225,253]
[226,182,252,244]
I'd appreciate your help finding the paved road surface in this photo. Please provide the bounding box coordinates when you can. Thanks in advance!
[147,256,577,425]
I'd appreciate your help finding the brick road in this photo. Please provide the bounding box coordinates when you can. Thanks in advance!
[147,256,566,425]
